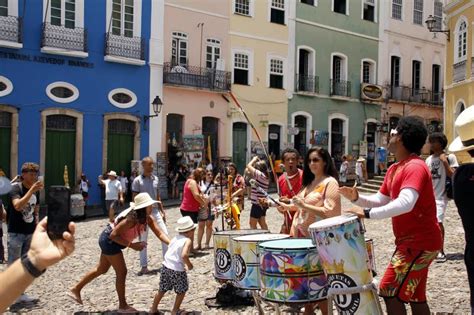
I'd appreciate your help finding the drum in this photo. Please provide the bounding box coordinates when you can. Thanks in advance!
[213,229,268,280]
[309,215,380,314]
[232,233,289,290]
[258,238,327,303]
[365,238,376,275]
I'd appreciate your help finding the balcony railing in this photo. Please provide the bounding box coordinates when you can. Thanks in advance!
[330,79,351,97]
[163,62,231,91]
[388,85,443,106]
[0,15,22,43]
[105,32,145,60]
[453,60,467,83]
[388,85,411,101]
[295,74,319,94]
[41,22,87,52]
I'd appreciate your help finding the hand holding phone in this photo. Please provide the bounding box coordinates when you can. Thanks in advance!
[47,186,71,240]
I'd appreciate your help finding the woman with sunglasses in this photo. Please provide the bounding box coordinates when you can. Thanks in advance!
[277,147,341,315]
[197,171,215,249]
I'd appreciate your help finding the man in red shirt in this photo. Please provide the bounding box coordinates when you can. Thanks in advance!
[277,148,303,234]
[340,116,442,315]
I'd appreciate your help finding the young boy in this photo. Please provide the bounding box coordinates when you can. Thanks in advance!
[150,216,195,315]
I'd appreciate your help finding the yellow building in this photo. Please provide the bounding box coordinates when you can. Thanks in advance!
[445,0,473,162]
[228,0,289,172]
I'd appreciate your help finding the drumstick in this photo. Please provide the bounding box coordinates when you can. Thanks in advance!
[249,179,292,220]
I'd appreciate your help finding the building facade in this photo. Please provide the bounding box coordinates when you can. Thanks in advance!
[228,0,289,173]
[161,0,232,186]
[288,0,381,175]
[378,0,446,155]
[0,0,158,206]
[444,0,473,163]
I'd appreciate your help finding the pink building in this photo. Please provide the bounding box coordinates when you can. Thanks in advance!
[162,0,232,178]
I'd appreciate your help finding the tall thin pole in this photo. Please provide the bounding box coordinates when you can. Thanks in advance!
[197,23,204,69]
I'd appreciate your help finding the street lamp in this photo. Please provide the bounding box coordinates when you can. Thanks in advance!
[143,96,163,127]
[425,15,450,41]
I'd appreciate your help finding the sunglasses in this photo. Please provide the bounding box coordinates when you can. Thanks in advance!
[309,157,321,164]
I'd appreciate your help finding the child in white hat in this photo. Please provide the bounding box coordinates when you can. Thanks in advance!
[150,216,195,314]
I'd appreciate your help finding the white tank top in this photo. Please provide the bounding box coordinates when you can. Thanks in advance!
[163,234,188,272]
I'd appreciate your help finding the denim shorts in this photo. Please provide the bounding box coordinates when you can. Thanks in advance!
[98,225,125,256]
[8,232,33,265]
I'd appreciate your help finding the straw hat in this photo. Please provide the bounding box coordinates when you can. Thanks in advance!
[175,216,197,233]
[116,193,158,219]
[357,157,366,162]
[107,170,118,177]
[449,105,474,152]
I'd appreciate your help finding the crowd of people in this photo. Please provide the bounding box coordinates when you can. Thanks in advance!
[0,110,473,314]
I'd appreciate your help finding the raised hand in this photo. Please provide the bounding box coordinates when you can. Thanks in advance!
[339,185,359,202]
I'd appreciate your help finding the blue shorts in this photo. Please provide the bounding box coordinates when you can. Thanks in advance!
[98,225,125,256]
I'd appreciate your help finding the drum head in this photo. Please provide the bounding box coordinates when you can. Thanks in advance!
[309,214,358,232]
[233,233,289,242]
[258,238,315,250]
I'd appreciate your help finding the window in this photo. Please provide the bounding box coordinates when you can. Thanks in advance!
[269,58,284,89]
[46,82,79,103]
[434,1,443,29]
[413,0,423,25]
[432,64,440,92]
[412,60,421,93]
[455,19,467,62]
[270,0,285,25]
[333,0,347,14]
[108,88,137,108]
[362,61,374,84]
[172,32,188,67]
[51,86,74,98]
[390,56,400,86]
[392,0,402,20]
[363,0,375,22]
[0,75,13,97]
[112,0,134,37]
[234,53,249,85]
[301,0,314,5]
[235,0,250,16]
[333,56,344,81]
[206,39,221,69]
[51,0,76,28]
[0,0,8,16]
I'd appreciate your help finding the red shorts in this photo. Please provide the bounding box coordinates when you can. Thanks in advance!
[379,246,438,303]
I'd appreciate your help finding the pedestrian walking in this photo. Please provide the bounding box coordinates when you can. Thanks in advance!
[118,171,129,201]
[98,171,124,223]
[339,155,349,183]
[197,171,215,250]
[78,173,91,206]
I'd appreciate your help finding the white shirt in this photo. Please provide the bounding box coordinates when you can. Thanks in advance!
[425,153,458,201]
[119,176,129,192]
[356,162,363,177]
[80,180,89,193]
[163,234,188,272]
[103,179,122,200]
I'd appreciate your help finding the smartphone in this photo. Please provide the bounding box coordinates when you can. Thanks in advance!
[47,186,71,240]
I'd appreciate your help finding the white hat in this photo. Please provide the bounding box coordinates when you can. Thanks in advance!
[107,170,118,177]
[449,105,474,152]
[357,157,366,162]
[114,193,159,221]
[175,216,197,233]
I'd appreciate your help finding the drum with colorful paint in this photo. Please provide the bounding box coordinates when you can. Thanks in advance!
[309,215,381,314]
[213,229,267,280]
[258,238,327,303]
[365,238,376,275]
[232,233,289,290]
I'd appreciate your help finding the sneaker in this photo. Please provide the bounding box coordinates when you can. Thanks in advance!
[15,294,38,304]
[436,252,447,263]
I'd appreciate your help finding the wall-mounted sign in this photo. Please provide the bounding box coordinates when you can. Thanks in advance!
[361,83,383,102]
[269,133,279,140]
[0,50,94,68]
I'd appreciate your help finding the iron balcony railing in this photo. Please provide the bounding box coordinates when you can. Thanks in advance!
[105,32,145,60]
[41,22,87,52]
[388,85,443,106]
[330,79,351,97]
[388,85,411,101]
[453,60,467,83]
[295,74,319,94]
[163,62,231,91]
[0,15,22,43]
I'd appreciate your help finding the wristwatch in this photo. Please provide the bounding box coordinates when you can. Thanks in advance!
[363,208,372,219]
[21,254,46,278]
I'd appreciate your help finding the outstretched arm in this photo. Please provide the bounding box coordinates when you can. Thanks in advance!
[148,215,170,245]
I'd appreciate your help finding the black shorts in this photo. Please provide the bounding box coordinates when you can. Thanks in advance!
[180,209,198,223]
[250,204,267,219]
[159,265,188,294]
[98,225,125,256]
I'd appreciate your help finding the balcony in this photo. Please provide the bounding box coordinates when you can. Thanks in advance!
[41,22,87,58]
[330,79,351,98]
[388,85,411,101]
[163,62,231,91]
[453,60,466,83]
[0,15,22,49]
[104,32,145,66]
[388,86,443,106]
[295,74,319,94]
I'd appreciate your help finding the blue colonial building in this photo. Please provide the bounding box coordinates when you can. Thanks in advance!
[0,0,154,206]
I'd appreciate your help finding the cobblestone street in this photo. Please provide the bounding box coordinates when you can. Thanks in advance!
[2,196,471,314]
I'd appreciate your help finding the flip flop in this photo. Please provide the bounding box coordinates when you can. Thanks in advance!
[66,291,83,305]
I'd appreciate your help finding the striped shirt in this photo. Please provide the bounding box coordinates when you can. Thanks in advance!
[250,169,269,205]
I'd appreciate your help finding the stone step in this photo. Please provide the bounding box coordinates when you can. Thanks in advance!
[368,179,384,185]
[362,183,382,190]
[358,186,379,194]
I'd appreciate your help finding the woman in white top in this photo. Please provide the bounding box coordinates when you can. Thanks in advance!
[197,171,215,249]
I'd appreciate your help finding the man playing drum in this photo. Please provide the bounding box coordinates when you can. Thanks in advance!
[340,116,442,315]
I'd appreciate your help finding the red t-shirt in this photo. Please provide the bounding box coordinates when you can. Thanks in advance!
[380,156,442,251]
[278,169,303,226]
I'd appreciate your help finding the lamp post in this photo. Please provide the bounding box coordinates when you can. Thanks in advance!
[143,96,163,129]
[425,15,450,41]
